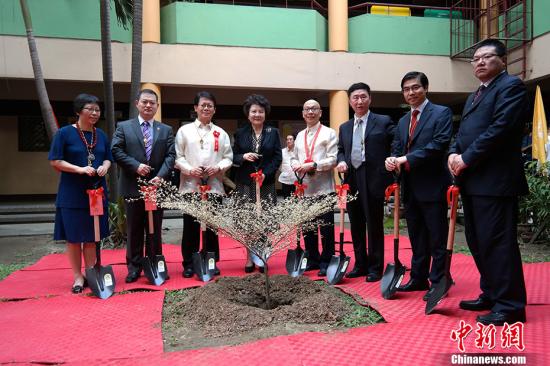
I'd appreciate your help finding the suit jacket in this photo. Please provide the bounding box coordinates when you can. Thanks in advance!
[232,125,282,186]
[111,118,176,197]
[392,101,453,202]
[449,72,528,196]
[337,112,395,199]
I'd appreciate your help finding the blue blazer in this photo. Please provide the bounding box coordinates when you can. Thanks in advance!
[337,112,395,199]
[392,101,453,202]
[449,72,528,197]
[232,125,282,186]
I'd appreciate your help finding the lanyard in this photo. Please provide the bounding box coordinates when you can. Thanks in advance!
[304,124,322,162]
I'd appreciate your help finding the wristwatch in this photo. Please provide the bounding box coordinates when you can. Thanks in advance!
[312,162,318,170]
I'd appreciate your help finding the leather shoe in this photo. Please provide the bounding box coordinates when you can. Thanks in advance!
[366,273,382,282]
[214,266,221,276]
[398,278,429,292]
[125,272,140,283]
[459,297,494,311]
[476,310,526,326]
[71,283,84,294]
[317,268,327,277]
[305,263,320,272]
[345,268,367,278]
[183,267,194,278]
[423,287,436,301]
[244,264,255,273]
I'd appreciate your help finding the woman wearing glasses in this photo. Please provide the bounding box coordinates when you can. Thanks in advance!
[232,94,282,273]
[48,94,112,293]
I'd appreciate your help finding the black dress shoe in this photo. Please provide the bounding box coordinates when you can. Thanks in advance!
[345,268,367,278]
[125,272,140,283]
[476,310,526,326]
[244,264,255,273]
[398,278,429,292]
[423,287,436,301]
[317,268,327,277]
[366,273,382,282]
[305,263,320,272]
[183,267,194,278]
[71,284,84,294]
[214,266,221,276]
[459,297,494,311]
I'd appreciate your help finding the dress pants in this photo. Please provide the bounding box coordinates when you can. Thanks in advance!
[125,199,164,273]
[404,191,448,285]
[347,163,385,276]
[181,194,221,269]
[302,194,335,269]
[281,183,296,199]
[461,194,527,313]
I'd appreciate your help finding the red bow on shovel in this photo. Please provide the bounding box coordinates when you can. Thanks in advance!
[249,169,264,188]
[335,183,349,210]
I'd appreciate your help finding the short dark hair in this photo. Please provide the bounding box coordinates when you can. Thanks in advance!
[475,38,506,57]
[347,82,371,97]
[194,91,217,107]
[401,71,429,90]
[136,89,159,102]
[73,93,100,114]
[243,94,271,116]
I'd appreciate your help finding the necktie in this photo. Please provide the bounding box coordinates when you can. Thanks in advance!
[142,121,152,161]
[407,110,420,151]
[351,119,364,169]
[472,85,486,104]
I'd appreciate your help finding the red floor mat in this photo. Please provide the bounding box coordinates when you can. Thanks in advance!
[0,291,164,364]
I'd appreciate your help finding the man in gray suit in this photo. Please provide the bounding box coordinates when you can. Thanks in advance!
[112,89,176,283]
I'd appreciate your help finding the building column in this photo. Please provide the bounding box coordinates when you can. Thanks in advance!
[142,82,162,121]
[329,91,349,136]
[328,0,349,131]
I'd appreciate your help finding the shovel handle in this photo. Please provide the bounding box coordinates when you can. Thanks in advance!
[255,180,261,214]
[446,186,459,251]
[93,215,100,243]
[393,184,400,239]
[148,210,154,234]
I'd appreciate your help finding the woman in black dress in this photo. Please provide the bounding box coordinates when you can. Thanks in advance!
[232,94,282,272]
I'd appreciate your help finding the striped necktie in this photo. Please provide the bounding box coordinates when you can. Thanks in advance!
[142,121,152,161]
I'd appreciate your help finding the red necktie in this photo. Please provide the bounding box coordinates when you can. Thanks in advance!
[472,85,486,104]
[407,109,420,152]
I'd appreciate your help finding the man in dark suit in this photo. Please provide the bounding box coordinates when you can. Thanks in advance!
[111,89,176,283]
[337,83,395,282]
[385,71,453,300]
[448,39,528,325]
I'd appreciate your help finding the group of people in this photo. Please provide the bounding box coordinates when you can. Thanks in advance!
[49,39,527,326]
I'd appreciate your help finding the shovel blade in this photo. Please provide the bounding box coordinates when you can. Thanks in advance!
[192,251,216,282]
[142,255,168,286]
[85,264,116,300]
[380,262,406,300]
[326,254,351,285]
[250,252,264,267]
[286,247,309,277]
[425,275,454,315]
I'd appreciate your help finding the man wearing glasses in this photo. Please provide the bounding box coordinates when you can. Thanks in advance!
[448,39,528,325]
[112,89,176,283]
[385,72,453,301]
[336,83,395,282]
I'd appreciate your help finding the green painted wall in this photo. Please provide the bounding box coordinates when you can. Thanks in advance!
[0,0,131,42]
[534,0,550,37]
[161,2,327,51]
[349,13,450,55]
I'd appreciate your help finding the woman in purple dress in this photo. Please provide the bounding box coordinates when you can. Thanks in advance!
[48,94,112,293]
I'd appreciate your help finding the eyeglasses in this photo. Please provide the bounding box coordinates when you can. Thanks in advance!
[199,103,215,110]
[351,95,369,102]
[402,85,423,94]
[303,107,320,113]
[83,107,101,113]
[470,53,499,64]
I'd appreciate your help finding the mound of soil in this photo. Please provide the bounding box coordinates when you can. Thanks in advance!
[163,274,382,351]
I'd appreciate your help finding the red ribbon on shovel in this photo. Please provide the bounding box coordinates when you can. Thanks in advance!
[250,169,264,188]
[335,183,349,209]
[86,187,104,216]
[447,185,460,220]
[199,183,211,201]
[294,180,307,198]
[385,183,398,201]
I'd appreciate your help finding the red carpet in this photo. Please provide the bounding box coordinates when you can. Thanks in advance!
[0,231,547,365]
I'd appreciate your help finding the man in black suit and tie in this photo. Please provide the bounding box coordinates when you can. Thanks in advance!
[111,89,176,283]
[448,39,528,325]
[385,72,453,300]
[337,83,395,282]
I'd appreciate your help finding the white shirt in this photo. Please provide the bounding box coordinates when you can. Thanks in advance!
[278,147,295,185]
[175,119,233,194]
[290,122,338,196]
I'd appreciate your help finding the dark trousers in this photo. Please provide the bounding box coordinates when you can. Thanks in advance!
[302,195,335,269]
[281,183,296,198]
[462,194,526,313]
[404,194,448,285]
[347,164,385,275]
[181,194,221,269]
[125,199,164,273]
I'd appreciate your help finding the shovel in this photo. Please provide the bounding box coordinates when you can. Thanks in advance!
[286,171,309,277]
[249,158,266,269]
[192,176,216,282]
[326,173,351,285]
[426,181,459,315]
[380,173,406,299]
[85,186,115,299]
[140,185,168,286]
